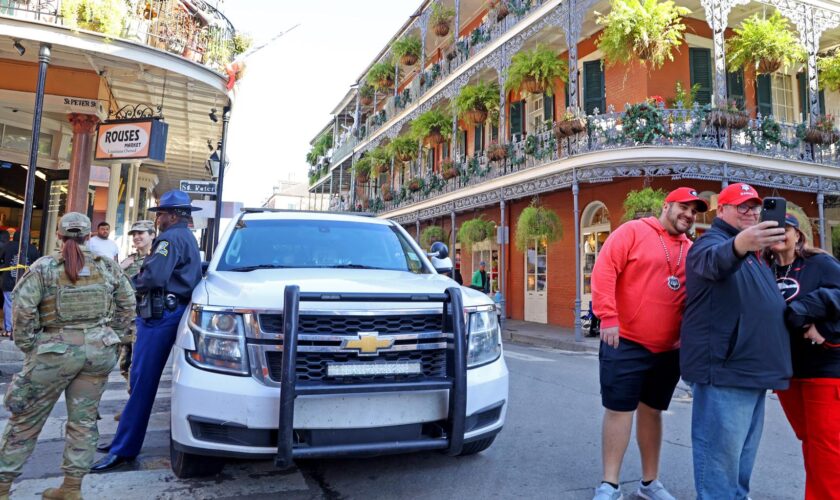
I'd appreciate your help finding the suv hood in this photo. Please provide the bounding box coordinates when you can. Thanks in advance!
[197,269,493,310]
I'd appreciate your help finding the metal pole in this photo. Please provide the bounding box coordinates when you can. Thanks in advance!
[573,175,582,342]
[818,192,827,249]
[499,196,506,329]
[450,210,456,254]
[211,105,231,256]
[416,218,420,242]
[17,43,50,284]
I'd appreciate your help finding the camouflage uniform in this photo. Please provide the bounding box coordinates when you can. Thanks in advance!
[0,215,136,483]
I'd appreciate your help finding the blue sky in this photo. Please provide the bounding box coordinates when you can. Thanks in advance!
[221,0,416,206]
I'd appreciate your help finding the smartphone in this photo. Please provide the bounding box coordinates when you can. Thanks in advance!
[760,197,787,227]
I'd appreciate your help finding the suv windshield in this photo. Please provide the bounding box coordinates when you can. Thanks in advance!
[217,218,428,273]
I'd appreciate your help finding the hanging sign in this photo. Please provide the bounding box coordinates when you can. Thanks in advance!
[180,180,217,195]
[94,118,168,162]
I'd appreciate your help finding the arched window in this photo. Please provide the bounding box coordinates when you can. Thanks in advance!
[581,202,611,310]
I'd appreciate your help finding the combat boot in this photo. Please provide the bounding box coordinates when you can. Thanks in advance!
[41,476,83,500]
[0,480,12,500]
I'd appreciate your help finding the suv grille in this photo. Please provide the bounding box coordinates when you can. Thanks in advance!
[259,314,443,335]
[265,350,446,383]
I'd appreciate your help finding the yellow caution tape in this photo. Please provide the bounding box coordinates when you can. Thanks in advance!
[0,265,28,272]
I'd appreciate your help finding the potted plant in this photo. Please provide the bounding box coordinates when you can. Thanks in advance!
[354,157,373,183]
[554,108,587,138]
[420,225,447,247]
[458,216,495,250]
[407,177,424,192]
[622,101,668,144]
[411,109,453,147]
[487,141,508,161]
[452,81,500,125]
[514,201,563,252]
[381,184,394,201]
[367,146,391,174]
[431,3,455,37]
[727,12,804,74]
[359,85,375,106]
[504,44,567,96]
[367,61,396,91]
[595,0,689,69]
[389,135,419,162]
[665,81,700,108]
[393,35,421,67]
[621,187,666,221]
[707,99,749,130]
[441,159,459,179]
[61,0,129,37]
[819,52,840,92]
[804,114,839,145]
[491,0,509,22]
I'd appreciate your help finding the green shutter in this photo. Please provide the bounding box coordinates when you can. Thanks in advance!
[727,70,745,110]
[474,123,484,152]
[798,72,828,120]
[583,60,605,115]
[491,123,499,142]
[564,82,569,110]
[756,74,772,117]
[543,93,554,122]
[458,130,467,156]
[689,48,712,106]
[510,100,524,139]
[442,141,449,159]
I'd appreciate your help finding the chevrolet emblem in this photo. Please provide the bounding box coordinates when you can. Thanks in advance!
[341,332,394,356]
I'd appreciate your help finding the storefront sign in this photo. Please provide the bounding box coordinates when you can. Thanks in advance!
[94,119,168,162]
[0,90,106,117]
[180,180,217,195]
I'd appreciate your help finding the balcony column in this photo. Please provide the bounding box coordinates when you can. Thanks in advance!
[572,174,582,342]
[394,61,400,98]
[329,170,334,210]
[818,191,827,249]
[564,1,583,110]
[339,163,344,209]
[353,85,361,138]
[499,196,506,328]
[419,9,431,89]
[451,114,458,160]
[700,0,745,104]
[497,45,508,144]
[454,0,461,42]
[66,113,100,214]
[416,218,420,241]
[450,210,456,258]
[350,155,357,209]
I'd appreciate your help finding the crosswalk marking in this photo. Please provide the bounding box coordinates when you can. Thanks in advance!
[504,350,554,362]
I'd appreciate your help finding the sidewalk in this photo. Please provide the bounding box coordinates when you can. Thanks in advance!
[502,319,600,353]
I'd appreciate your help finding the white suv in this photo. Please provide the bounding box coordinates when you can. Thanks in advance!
[169,209,509,477]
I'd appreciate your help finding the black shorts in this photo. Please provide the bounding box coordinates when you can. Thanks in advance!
[599,338,680,412]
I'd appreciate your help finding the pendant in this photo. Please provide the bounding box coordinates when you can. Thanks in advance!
[667,276,680,291]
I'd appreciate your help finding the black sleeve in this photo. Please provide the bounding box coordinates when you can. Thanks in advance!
[133,238,179,292]
[686,234,745,282]
[785,255,840,331]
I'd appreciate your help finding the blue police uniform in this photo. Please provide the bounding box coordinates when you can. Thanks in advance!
[92,191,201,471]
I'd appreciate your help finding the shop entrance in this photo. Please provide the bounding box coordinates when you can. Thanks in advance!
[524,238,547,323]
[581,202,611,312]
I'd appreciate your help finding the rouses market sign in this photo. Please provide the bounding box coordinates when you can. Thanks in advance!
[95,118,168,162]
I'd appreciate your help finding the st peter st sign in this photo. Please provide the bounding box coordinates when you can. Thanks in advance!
[94,118,168,162]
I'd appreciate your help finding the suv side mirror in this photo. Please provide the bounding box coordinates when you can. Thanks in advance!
[427,242,452,275]
[428,241,449,259]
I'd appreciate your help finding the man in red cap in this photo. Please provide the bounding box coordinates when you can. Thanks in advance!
[591,187,708,500]
[680,183,789,499]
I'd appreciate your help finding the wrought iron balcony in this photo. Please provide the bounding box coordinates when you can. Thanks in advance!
[359,102,839,214]
[0,0,243,73]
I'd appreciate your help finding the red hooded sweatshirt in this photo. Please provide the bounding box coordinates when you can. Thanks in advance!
[591,217,691,353]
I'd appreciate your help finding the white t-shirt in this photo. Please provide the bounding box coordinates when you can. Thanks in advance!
[88,236,119,260]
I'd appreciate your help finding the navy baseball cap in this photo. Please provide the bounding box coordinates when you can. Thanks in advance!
[784,213,800,228]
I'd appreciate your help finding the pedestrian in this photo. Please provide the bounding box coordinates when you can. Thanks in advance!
[680,182,790,499]
[764,209,840,500]
[0,212,135,499]
[92,190,202,472]
[114,220,156,418]
[470,261,490,292]
[590,187,708,500]
[88,222,119,261]
[0,230,8,337]
[1,230,40,339]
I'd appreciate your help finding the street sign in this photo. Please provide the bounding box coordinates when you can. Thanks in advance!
[179,180,217,194]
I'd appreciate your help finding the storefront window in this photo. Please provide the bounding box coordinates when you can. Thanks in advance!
[1,125,53,156]
[526,239,547,292]
[581,202,611,307]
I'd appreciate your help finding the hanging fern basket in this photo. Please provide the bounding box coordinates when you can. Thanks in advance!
[514,204,563,252]
[420,225,447,247]
[425,127,444,147]
[465,108,489,124]
[458,217,495,249]
[434,21,450,37]
[361,95,373,106]
[520,76,545,94]
[401,53,418,66]
[757,57,782,74]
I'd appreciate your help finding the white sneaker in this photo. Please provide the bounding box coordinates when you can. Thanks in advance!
[593,482,623,500]
[635,479,675,500]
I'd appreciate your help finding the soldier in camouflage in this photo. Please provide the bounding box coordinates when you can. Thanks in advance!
[0,213,136,500]
[115,220,155,404]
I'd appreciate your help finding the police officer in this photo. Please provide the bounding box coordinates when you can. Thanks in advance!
[114,220,155,418]
[0,213,135,499]
[92,191,202,472]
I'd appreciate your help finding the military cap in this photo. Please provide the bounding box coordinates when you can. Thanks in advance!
[148,190,202,213]
[58,212,91,237]
[128,220,156,234]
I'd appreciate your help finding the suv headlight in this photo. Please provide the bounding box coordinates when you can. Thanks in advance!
[186,307,249,375]
[467,307,501,368]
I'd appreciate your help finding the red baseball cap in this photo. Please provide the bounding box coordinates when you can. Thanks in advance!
[718,183,761,206]
[664,187,709,212]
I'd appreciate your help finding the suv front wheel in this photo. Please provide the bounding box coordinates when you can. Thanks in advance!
[170,436,226,478]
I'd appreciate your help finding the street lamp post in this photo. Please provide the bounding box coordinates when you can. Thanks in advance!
[210,105,231,257]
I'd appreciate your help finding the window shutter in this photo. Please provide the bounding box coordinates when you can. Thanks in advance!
[798,72,827,120]
[474,123,484,152]
[689,48,712,106]
[442,141,449,159]
[491,123,499,142]
[564,82,569,110]
[756,74,773,117]
[543,93,554,122]
[510,100,524,139]
[726,70,745,110]
[583,61,605,115]
[458,130,467,156]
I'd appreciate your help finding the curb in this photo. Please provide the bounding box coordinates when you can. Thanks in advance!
[503,330,599,353]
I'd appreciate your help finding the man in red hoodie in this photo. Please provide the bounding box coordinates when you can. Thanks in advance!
[591,187,708,500]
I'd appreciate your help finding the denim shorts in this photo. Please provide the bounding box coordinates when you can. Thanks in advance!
[599,338,680,412]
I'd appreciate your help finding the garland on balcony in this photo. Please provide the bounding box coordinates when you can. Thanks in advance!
[746,116,801,149]
[622,102,669,144]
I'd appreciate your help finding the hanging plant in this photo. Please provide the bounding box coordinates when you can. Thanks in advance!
[61,0,129,37]
[458,216,496,250]
[407,177,424,192]
[388,135,419,162]
[393,35,421,66]
[803,114,840,145]
[367,62,396,91]
[707,99,749,130]
[420,225,447,247]
[622,101,668,144]
[595,0,689,69]
[353,157,373,183]
[514,202,563,252]
[727,12,805,74]
[411,109,453,147]
[487,141,508,161]
[431,3,455,37]
[305,133,333,167]
[621,187,666,221]
[359,85,375,106]
[555,108,587,138]
[368,146,391,174]
[505,44,568,96]
[452,81,500,125]
[818,52,840,92]
[381,185,394,201]
[441,159,459,180]
[491,0,510,22]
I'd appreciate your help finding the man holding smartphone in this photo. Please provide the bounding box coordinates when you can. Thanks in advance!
[680,183,790,499]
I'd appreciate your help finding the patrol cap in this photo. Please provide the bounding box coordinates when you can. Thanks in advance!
[148,190,202,213]
[128,220,156,234]
[58,212,91,237]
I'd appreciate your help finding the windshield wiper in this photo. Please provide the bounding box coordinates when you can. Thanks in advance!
[226,264,292,272]
[326,264,389,270]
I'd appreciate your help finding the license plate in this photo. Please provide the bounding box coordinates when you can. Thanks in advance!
[327,362,422,377]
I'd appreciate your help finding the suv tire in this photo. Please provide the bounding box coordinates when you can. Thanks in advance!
[458,435,496,456]
[170,437,225,478]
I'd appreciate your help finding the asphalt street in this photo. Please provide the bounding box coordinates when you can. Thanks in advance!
[0,343,804,499]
